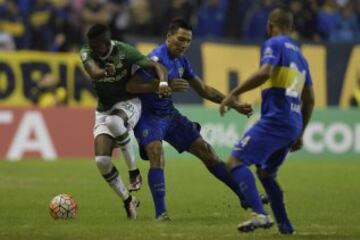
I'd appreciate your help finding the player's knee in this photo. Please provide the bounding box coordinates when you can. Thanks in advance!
[227,156,243,170]
[146,142,162,155]
[146,142,163,167]
[256,168,273,180]
[95,156,112,174]
[106,115,127,136]
[106,115,123,127]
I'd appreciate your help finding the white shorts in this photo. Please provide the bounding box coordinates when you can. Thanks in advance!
[93,98,141,139]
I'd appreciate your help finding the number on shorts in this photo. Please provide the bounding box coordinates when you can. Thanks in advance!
[240,136,251,147]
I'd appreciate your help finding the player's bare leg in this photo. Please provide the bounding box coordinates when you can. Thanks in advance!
[188,138,220,167]
[106,110,142,192]
[94,134,139,219]
[145,141,170,221]
[227,156,274,232]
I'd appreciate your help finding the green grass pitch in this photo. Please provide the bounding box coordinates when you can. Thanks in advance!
[1,158,360,240]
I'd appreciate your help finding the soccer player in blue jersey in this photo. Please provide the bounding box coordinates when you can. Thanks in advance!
[126,19,255,221]
[220,8,315,234]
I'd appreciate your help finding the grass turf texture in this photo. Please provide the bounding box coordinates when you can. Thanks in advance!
[0,159,360,240]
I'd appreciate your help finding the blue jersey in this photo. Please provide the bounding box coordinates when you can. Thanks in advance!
[139,43,196,115]
[260,35,313,130]
[231,35,313,173]
[134,44,200,160]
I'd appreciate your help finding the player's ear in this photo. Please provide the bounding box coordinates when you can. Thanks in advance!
[166,32,172,39]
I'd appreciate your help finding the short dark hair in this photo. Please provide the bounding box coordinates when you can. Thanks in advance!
[168,18,192,34]
[269,7,294,31]
[87,24,110,40]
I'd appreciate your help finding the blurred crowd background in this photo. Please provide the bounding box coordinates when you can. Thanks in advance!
[1,0,360,52]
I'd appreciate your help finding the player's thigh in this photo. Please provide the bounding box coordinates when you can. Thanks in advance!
[111,97,141,129]
[94,110,115,139]
[231,123,289,166]
[165,113,201,154]
[188,137,220,167]
[94,134,115,156]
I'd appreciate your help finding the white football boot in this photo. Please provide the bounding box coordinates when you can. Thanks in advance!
[237,212,274,232]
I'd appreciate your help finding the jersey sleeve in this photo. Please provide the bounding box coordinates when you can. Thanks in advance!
[182,57,196,80]
[79,47,92,64]
[260,38,281,66]
[123,43,150,68]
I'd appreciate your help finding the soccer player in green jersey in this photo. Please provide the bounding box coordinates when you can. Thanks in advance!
[80,24,170,219]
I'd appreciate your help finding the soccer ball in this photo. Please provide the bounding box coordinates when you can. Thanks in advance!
[49,194,77,219]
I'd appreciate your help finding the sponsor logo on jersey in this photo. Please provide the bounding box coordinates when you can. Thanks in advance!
[262,47,275,60]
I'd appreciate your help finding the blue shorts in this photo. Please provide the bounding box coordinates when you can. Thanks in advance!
[231,120,301,175]
[134,111,201,160]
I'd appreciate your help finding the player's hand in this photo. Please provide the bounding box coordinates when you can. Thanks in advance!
[290,137,303,152]
[219,95,237,116]
[169,79,189,92]
[158,84,172,97]
[105,63,116,76]
[232,103,253,117]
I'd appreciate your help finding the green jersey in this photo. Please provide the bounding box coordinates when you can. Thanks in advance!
[80,40,150,111]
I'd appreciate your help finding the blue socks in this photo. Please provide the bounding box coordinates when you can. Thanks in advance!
[208,162,249,207]
[148,168,166,218]
[231,164,267,215]
[258,175,292,227]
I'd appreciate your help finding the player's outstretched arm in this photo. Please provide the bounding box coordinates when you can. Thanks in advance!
[291,85,315,152]
[219,64,272,116]
[189,76,253,116]
[230,64,272,97]
[189,76,226,104]
[169,79,189,92]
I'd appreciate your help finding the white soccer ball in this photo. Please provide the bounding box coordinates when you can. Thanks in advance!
[49,194,77,219]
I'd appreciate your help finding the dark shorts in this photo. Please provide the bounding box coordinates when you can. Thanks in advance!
[134,111,201,160]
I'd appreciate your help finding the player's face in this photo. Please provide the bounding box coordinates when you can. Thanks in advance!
[89,39,111,58]
[167,28,192,57]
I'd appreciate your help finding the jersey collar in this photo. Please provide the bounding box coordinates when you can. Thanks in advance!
[99,41,114,60]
